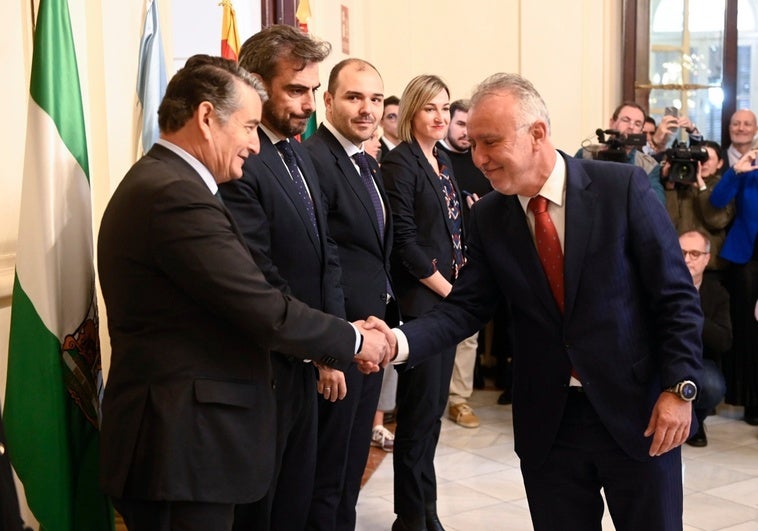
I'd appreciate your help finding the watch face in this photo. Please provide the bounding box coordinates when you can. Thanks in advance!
[681,382,697,400]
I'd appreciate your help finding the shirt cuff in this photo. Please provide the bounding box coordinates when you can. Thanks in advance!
[349,322,362,354]
[392,328,410,364]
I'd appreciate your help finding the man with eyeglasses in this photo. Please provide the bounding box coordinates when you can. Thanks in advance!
[679,229,731,447]
[577,101,665,204]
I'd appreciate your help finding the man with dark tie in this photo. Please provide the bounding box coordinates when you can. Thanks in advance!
[303,58,398,531]
[218,26,345,530]
[373,73,704,530]
[98,55,390,531]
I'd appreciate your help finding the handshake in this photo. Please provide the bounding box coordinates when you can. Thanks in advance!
[351,316,398,374]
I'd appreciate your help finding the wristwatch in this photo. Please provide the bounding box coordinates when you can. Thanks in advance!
[664,380,698,402]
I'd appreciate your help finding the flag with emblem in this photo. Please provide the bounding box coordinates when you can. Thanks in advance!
[3,0,113,529]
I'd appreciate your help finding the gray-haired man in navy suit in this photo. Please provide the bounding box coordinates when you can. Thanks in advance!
[367,72,704,531]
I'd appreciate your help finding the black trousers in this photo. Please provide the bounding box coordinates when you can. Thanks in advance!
[233,354,317,531]
[307,364,383,531]
[723,259,758,408]
[393,341,456,522]
[113,498,234,531]
[521,389,684,531]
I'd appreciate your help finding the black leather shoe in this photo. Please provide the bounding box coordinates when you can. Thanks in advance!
[392,516,425,531]
[744,406,758,426]
[686,423,707,447]
[425,515,446,531]
[497,389,512,405]
[424,502,445,531]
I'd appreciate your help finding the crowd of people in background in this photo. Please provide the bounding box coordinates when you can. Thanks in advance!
[631,106,758,442]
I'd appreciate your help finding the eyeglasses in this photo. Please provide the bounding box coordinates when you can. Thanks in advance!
[618,116,644,130]
[682,249,709,259]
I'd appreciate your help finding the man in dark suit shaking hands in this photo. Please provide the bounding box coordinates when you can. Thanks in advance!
[303,58,398,530]
[375,73,704,530]
[220,25,359,531]
[97,55,391,531]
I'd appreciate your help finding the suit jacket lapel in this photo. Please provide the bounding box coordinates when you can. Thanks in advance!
[409,140,455,239]
[150,144,251,251]
[258,132,322,256]
[334,145,386,249]
[563,154,594,322]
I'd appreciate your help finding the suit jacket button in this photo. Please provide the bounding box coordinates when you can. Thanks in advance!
[271,379,277,390]
[380,293,388,302]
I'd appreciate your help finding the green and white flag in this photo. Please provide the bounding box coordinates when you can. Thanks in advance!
[4,1,113,529]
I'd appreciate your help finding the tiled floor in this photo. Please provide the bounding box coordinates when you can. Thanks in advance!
[355,389,758,531]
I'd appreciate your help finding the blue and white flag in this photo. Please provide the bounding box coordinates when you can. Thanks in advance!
[136,0,167,153]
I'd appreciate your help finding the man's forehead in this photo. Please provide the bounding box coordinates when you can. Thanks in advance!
[617,106,643,119]
[732,110,756,125]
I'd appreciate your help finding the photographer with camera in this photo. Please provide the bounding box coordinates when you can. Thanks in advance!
[661,140,734,273]
[648,107,702,159]
[576,101,665,204]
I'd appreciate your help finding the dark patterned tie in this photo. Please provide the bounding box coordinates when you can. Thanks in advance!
[353,151,393,299]
[213,189,224,205]
[275,140,319,239]
[352,152,385,243]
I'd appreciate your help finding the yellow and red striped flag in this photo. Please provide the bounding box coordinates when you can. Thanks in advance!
[296,0,311,33]
[219,0,240,61]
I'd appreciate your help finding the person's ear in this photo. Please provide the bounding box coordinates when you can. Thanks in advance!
[196,101,214,139]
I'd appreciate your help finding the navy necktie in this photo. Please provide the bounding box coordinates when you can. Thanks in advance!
[353,151,393,300]
[275,140,319,240]
[352,152,385,243]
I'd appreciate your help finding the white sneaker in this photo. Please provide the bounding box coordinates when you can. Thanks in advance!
[371,425,394,452]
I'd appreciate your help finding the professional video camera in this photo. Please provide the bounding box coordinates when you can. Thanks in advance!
[594,129,647,162]
[664,140,709,184]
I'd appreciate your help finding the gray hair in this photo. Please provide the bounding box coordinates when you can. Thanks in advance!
[471,73,551,133]
[158,54,268,133]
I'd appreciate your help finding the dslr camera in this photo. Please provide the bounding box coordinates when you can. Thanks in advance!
[664,140,708,184]
[594,129,646,163]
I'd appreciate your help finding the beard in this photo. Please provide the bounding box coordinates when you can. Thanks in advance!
[263,101,312,138]
[448,136,471,152]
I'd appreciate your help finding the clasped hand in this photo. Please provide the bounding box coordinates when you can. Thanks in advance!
[351,316,397,374]
[733,149,758,174]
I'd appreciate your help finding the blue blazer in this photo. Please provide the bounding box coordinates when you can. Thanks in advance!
[710,166,758,264]
[401,153,703,467]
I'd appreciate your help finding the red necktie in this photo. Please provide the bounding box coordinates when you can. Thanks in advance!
[528,195,564,313]
[528,196,580,382]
